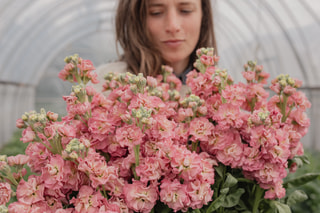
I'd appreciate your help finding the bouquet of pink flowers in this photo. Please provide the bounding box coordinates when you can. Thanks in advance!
[0,48,318,213]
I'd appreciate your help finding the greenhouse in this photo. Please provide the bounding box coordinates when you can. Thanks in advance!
[1,0,320,212]
[1,0,319,149]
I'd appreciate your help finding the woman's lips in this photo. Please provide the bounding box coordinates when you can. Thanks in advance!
[162,39,184,48]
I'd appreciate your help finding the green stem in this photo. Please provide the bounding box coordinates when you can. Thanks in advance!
[281,94,288,123]
[192,141,199,152]
[132,144,140,180]
[252,185,264,213]
[134,144,140,166]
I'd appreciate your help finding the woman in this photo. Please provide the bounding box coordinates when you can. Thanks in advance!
[94,0,217,93]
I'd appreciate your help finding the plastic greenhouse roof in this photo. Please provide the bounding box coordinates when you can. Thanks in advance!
[0,0,320,87]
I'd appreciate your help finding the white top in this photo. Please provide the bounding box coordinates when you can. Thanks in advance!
[91,61,190,97]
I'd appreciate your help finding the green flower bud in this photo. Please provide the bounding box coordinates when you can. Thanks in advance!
[279,79,287,87]
[21,114,28,121]
[130,84,138,93]
[65,138,81,153]
[258,111,270,122]
[0,205,8,213]
[287,77,295,86]
[0,155,7,162]
[69,152,79,160]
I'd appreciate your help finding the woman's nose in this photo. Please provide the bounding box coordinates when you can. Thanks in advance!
[165,10,181,33]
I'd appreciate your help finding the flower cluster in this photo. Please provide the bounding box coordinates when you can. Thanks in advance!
[0,49,312,212]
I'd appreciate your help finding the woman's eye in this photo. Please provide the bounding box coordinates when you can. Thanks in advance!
[180,9,193,14]
[149,10,163,16]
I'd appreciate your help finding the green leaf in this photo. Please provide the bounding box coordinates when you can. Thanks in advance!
[215,164,225,178]
[220,188,229,195]
[222,173,238,189]
[221,188,245,208]
[271,201,292,213]
[206,194,226,213]
[284,173,320,188]
[286,190,308,206]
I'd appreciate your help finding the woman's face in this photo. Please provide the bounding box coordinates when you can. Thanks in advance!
[146,0,202,75]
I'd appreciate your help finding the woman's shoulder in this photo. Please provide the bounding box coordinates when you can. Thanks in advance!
[90,61,129,94]
[95,61,128,76]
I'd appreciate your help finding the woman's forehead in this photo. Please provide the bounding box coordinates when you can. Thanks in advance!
[147,0,200,6]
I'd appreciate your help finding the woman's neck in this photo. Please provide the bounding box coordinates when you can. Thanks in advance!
[168,58,189,77]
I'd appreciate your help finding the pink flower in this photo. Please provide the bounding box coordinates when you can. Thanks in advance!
[57,123,77,138]
[124,181,158,213]
[115,124,144,148]
[216,132,244,168]
[200,55,214,66]
[88,109,116,135]
[25,143,51,173]
[47,111,59,121]
[170,147,202,181]
[56,208,74,213]
[86,85,97,96]
[0,182,11,205]
[186,180,213,209]
[8,202,31,213]
[136,157,164,183]
[7,154,29,166]
[41,154,65,190]
[290,91,311,110]
[20,126,35,143]
[166,74,182,90]
[58,63,74,81]
[213,103,244,130]
[78,149,115,188]
[86,71,100,84]
[16,175,45,205]
[289,109,310,127]
[16,118,25,128]
[242,70,255,81]
[262,181,286,199]
[160,178,190,212]
[189,117,214,142]
[78,59,95,72]
[147,115,176,140]
[222,84,246,106]
[70,185,104,213]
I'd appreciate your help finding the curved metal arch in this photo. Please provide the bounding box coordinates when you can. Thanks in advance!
[261,0,310,85]
[279,0,319,85]
[2,0,115,84]
[227,0,279,78]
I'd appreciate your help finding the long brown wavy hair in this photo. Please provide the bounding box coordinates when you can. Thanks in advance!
[115,0,217,77]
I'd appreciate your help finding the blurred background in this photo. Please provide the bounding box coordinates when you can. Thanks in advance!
[0,0,319,150]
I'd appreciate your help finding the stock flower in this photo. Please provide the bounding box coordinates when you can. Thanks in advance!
[189,117,214,142]
[6,50,312,211]
[186,180,213,209]
[25,143,51,173]
[7,154,29,166]
[216,134,245,168]
[123,181,158,213]
[170,146,202,181]
[160,178,190,212]
[20,126,36,143]
[136,157,164,183]
[88,109,116,135]
[213,103,244,130]
[78,59,95,72]
[70,185,104,213]
[115,124,144,148]
[16,175,45,205]
[78,149,116,188]
[41,154,65,190]
[8,202,31,213]
[0,182,11,205]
